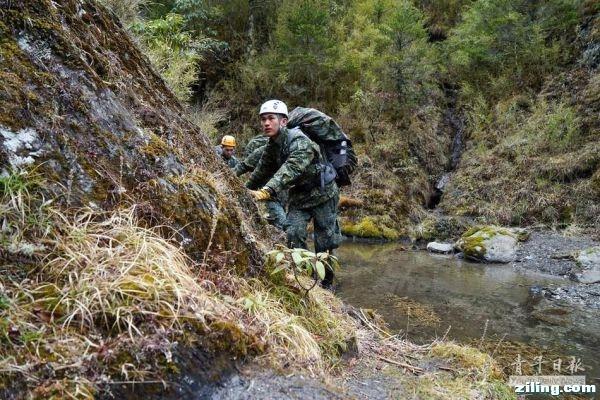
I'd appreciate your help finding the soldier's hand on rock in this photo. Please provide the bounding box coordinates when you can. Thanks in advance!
[250,188,272,201]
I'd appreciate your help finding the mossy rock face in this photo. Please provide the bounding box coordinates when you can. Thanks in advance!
[456,226,518,263]
[0,0,269,272]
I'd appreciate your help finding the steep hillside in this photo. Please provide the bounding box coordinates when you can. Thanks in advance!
[441,3,599,235]
[1,0,269,269]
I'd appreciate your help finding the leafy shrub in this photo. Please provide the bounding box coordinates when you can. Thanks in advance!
[446,0,561,96]
[266,247,340,290]
[131,13,201,102]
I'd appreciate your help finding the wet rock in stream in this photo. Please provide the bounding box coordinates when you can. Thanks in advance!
[456,226,519,263]
[513,232,600,309]
[571,246,600,284]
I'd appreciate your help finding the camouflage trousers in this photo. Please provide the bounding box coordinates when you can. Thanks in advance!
[263,190,288,231]
[265,200,287,230]
[286,193,341,254]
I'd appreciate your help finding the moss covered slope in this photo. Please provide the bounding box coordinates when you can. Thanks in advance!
[0,0,269,269]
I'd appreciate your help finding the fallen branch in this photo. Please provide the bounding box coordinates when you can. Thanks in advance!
[377,355,424,374]
[358,309,392,338]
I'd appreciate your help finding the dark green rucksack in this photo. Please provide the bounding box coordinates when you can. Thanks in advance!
[287,107,358,186]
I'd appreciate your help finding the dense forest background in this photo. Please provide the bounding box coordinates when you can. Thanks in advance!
[102,0,599,239]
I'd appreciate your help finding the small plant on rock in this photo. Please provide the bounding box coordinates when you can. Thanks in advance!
[266,247,340,293]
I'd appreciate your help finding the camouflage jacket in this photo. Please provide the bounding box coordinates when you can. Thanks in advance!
[214,145,239,169]
[246,127,338,209]
[234,144,265,176]
[234,135,269,176]
[244,135,269,157]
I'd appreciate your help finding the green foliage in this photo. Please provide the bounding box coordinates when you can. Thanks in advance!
[388,1,440,106]
[0,169,51,253]
[337,0,440,108]
[0,296,9,310]
[271,0,341,104]
[532,0,581,45]
[416,0,476,31]
[131,13,201,102]
[173,0,223,36]
[527,101,582,152]
[266,247,340,283]
[0,168,34,195]
[446,0,576,97]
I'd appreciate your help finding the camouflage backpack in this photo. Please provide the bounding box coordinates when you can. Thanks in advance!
[287,107,358,186]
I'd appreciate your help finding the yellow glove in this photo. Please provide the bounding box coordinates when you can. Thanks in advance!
[250,188,271,201]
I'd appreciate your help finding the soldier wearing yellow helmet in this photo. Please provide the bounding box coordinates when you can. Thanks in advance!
[215,135,240,169]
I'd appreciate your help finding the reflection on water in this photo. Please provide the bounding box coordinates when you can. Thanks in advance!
[336,241,600,382]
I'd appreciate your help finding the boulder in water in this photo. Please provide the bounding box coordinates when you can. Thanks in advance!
[426,242,454,254]
[456,226,518,263]
[571,246,600,284]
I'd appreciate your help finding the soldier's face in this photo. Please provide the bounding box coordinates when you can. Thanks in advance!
[260,113,287,138]
[222,146,235,159]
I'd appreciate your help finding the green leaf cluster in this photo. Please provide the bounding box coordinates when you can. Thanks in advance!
[266,248,340,282]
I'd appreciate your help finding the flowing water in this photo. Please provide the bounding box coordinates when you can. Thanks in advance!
[336,241,600,385]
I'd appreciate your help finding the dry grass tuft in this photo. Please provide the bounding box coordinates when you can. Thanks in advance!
[239,273,355,374]
[430,342,503,380]
[0,169,358,396]
[38,207,218,335]
[98,0,146,26]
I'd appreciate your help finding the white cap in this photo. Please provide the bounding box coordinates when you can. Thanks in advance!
[259,100,288,117]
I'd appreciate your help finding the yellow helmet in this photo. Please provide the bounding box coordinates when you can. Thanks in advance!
[221,135,236,147]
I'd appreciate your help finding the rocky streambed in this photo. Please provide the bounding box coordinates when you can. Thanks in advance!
[425,227,600,309]
[336,232,600,385]
[513,231,600,310]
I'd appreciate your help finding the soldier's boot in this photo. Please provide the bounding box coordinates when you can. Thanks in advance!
[312,196,342,290]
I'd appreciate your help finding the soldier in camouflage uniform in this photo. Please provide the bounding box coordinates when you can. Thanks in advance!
[235,135,288,230]
[214,135,240,169]
[247,100,341,286]
[245,134,269,156]
[234,135,267,176]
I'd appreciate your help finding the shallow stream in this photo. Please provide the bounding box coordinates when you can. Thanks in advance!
[336,241,600,385]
